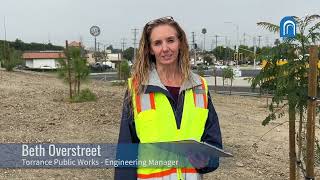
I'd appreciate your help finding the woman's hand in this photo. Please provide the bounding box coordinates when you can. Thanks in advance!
[187,151,209,169]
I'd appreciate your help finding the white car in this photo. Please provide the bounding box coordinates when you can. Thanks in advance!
[215,65,227,69]
[233,68,242,77]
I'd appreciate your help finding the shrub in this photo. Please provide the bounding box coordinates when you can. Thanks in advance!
[71,88,96,103]
[111,80,127,86]
[119,60,130,80]
[0,46,21,71]
[197,65,205,76]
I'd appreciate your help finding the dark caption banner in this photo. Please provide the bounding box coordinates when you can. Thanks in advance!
[0,143,231,168]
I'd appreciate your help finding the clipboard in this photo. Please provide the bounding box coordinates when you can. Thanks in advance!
[151,139,233,158]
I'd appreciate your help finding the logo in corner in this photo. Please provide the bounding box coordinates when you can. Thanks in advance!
[280,16,297,38]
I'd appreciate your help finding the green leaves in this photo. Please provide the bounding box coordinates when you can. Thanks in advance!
[222,67,234,80]
[254,14,320,125]
[256,22,280,33]
[57,47,90,100]
[0,45,22,71]
[119,60,130,80]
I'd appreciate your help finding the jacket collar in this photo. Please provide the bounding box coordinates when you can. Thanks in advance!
[142,65,202,93]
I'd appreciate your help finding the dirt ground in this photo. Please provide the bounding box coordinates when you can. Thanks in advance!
[0,69,319,180]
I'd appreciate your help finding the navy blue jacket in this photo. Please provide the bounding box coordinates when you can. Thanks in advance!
[114,84,222,180]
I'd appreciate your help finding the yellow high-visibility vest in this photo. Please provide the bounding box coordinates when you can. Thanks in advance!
[128,76,209,180]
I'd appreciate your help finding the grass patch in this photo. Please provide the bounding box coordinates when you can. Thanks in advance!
[71,88,97,103]
[111,80,127,86]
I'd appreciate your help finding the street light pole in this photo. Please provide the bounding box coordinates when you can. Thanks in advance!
[201,28,207,52]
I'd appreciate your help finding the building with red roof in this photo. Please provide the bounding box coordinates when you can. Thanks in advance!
[22,51,65,69]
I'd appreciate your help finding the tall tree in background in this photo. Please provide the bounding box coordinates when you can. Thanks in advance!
[252,14,320,180]
[123,47,134,61]
[212,46,234,63]
[0,39,64,51]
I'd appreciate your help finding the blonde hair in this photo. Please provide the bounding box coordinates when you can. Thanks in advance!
[131,17,190,93]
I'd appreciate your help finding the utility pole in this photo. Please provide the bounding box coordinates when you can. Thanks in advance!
[257,35,262,48]
[94,37,97,53]
[121,38,126,52]
[243,33,246,46]
[253,36,257,69]
[191,32,197,65]
[265,36,269,47]
[214,35,222,49]
[210,39,214,50]
[213,34,222,93]
[2,16,7,69]
[132,28,139,62]
[4,16,6,43]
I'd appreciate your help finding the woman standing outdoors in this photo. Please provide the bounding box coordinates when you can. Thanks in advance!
[115,16,222,180]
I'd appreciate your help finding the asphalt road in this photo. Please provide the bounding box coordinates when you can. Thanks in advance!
[89,69,261,81]
[203,69,261,77]
[89,70,262,94]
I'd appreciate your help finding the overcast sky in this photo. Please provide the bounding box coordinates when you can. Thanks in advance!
[0,0,319,49]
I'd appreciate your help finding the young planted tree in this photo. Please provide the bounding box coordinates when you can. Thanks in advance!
[58,45,91,101]
[252,14,320,179]
[70,47,90,95]
[119,60,130,81]
[222,67,235,95]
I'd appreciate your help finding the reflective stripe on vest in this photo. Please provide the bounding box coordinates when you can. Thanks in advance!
[137,168,202,180]
[132,78,156,113]
[128,77,208,180]
[193,78,208,109]
[135,93,156,113]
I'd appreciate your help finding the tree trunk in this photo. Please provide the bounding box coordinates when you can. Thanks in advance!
[229,79,232,95]
[73,77,77,96]
[214,67,217,93]
[65,41,72,99]
[305,46,318,179]
[296,105,303,179]
[288,103,296,180]
[77,76,80,95]
[266,89,269,108]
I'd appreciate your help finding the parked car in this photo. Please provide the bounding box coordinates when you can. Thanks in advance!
[197,63,208,70]
[15,65,29,70]
[93,62,112,72]
[191,64,197,70]
[215,65,227,69]
[233,67,242,77]
[90,62,104,72]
